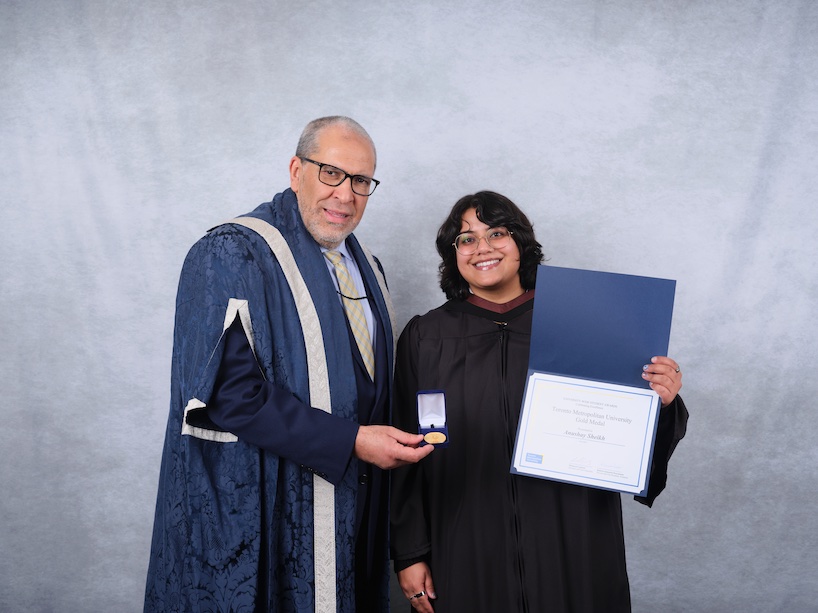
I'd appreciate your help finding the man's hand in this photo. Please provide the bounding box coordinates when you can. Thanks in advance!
[354,425,434,469]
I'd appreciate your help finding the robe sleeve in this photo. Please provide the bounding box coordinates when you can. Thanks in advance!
[207,314,359,485]
[390,316,433,562]
[176,225,358,484]
[634,395,689,507]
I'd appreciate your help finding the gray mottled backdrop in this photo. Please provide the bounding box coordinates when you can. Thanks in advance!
[2,1,816,611]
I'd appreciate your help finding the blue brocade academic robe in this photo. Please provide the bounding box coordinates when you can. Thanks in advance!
[144,188,393,612]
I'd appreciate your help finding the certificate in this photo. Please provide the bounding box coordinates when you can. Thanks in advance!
[511,372,661,495]
[511,265,675,496]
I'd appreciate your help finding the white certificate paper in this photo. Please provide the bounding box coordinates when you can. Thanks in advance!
[511,372,661,495]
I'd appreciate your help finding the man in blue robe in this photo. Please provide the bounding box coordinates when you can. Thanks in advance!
[144,116,433,613]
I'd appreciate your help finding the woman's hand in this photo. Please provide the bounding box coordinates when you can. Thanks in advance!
[397,561,437,612]
[642,356,682,406]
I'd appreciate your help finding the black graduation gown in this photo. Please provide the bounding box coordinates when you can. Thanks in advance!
[390,294,688,613]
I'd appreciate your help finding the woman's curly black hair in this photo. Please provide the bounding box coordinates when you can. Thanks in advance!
[436,191,544,301]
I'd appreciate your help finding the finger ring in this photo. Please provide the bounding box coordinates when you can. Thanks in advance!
[409,591,426,600]
[675,366,681,373]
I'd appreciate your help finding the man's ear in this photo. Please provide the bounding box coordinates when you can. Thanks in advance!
[289,156,301,193]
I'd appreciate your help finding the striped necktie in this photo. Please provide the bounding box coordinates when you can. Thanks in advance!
[324,250,375,380]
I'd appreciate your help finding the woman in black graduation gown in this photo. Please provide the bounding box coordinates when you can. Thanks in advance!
[390,191,688,613]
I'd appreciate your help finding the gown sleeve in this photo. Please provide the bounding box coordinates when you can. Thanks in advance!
[635,395,689,507]
[204,313,359,485]
[390,316,433,563]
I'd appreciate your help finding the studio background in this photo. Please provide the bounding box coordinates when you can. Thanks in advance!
[2,1,816,611]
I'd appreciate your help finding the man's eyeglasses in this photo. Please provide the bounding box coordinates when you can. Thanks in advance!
[300,157,380,196]
[453,228,514,255]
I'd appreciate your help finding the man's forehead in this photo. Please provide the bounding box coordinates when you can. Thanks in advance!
[317,126,369,148]
[315,127,375,168]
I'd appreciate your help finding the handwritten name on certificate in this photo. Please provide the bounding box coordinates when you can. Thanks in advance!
[511,372,661,495]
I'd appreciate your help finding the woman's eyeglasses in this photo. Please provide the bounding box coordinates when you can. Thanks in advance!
[453,228,514,255]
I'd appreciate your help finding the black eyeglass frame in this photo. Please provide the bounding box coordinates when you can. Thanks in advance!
[452,228,515,256]
[300,157,380,196]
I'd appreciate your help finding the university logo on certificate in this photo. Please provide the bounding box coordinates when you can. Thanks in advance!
[510,265,676,496]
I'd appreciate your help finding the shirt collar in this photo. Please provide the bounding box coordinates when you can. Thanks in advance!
[320,240,352,261]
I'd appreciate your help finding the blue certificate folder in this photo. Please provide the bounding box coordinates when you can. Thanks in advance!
[510,265,676,496]
[528,265,676,387]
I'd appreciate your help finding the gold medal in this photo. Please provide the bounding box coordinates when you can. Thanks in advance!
[424,431,447,444]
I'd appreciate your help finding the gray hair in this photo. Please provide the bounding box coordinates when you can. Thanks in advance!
[295,116,377,166]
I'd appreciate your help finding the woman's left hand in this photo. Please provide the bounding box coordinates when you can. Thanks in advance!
[642,356,682,406]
